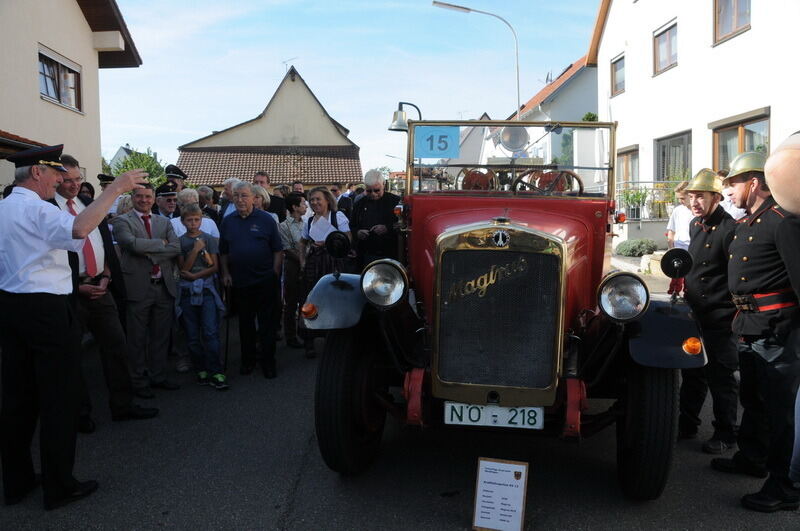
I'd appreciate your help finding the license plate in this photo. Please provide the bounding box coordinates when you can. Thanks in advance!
[444,401,543,430]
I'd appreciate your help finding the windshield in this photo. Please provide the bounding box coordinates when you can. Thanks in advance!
[407,121,614,198]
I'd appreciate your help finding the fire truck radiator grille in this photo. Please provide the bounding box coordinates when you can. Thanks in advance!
[437,250,560,388]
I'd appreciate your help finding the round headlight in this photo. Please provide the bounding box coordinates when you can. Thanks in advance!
[598,273,650,322]
[361,260,407,308]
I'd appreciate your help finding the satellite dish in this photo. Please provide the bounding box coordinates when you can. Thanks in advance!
[661,248,693,278]
[499,126,529,152]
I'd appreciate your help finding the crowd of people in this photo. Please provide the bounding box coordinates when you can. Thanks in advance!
[661,139,800,513]
[3,136,800,515]
[0,145,400,510]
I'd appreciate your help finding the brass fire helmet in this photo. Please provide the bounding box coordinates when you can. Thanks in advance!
[685,168,723,194]
[723,151,766,185]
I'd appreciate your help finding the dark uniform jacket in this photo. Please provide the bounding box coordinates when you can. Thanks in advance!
[267,194,286,223]
[684,205,736,329]
[350,192,400,260]
[728,196,800,340]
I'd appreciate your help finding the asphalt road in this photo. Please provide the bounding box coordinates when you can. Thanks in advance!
[2,325,800,530]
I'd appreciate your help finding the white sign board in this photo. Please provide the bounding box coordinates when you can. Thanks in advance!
[473,458,528,531]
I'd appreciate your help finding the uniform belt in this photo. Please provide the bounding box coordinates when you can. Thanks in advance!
[79,274,104,285]
[731,288,798,312]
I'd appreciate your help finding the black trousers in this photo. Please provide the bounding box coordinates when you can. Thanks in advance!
[234,274,278,368]
[0,291,82,502]
[76,291,135,416]
[734,331,800,480]
[679,326,739,439]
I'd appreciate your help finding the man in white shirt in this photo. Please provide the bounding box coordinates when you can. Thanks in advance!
[54,156,158,429]
[0,144,146,510]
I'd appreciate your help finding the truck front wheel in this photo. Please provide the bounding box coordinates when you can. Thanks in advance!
[616,364,678,500]
[315,328,387,475]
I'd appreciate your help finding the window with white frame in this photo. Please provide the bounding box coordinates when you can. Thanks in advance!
[655,132,692,182]
[38,48,82,111]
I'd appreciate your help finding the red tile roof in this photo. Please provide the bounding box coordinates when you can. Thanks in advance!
[176,145,363,187]
[513,55,589,119]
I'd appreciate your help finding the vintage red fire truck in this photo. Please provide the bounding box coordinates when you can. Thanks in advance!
[303,120,704,500]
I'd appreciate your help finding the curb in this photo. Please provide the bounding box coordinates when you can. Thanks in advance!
[610,256,640,274]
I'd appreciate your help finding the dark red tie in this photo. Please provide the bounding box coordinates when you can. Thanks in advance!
[141,214,161,277]
[66,199,98,277]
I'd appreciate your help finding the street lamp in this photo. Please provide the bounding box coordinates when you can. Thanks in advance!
[432,1,521,120]
[388,101,423,132]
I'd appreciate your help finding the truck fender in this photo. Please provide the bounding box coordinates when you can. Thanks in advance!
[627,300,707,369]
[303,273,366,330]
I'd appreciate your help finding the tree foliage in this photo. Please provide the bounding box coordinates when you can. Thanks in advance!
[112,147,165,187]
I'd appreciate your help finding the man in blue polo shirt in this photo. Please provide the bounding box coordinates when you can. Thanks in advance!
[220,182,283,378]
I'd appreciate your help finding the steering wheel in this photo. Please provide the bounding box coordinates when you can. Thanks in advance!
[512,169,584,195]
[459,168,498,191]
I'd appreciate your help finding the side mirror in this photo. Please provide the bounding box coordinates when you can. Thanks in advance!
[661,248,693,278]
[325,231,351,259]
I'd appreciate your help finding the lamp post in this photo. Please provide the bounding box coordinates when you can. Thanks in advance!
[432,1,521,120]
[388,101,423,132]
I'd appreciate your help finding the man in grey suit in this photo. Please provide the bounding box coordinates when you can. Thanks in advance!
[111,185,181,398]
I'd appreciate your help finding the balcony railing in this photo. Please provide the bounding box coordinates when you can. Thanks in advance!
[615,180,683,221]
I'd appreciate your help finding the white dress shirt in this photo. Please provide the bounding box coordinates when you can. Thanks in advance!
[132,209,162,278]
[171,215,220,238]
[0,187,84,294]
[55,193,105,276]
[302,211,350,241]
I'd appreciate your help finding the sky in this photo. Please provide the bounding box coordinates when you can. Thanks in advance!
[101,0,599,174]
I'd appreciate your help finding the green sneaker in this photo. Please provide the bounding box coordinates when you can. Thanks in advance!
[211,373,229,391]
[197,371,210,386]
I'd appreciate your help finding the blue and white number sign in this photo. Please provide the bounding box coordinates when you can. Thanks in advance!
[414,126,460,159]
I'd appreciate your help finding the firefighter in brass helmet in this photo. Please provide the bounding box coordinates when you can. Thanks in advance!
[680,169,739,455]
[709,151,800,512]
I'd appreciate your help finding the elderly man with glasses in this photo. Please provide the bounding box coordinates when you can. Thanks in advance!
[350,169,400,267]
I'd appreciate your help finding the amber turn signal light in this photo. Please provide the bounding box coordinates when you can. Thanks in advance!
[614,212,627,223]
[301,303,318,319]
[682,337,702,355]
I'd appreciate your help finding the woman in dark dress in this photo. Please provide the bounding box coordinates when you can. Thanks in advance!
[299,186,351,357]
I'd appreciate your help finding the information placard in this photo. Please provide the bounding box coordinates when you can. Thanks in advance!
[413,126,460,159]
[473,458,528,531]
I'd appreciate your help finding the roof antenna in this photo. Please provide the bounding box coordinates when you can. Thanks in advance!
[282,57,298,72]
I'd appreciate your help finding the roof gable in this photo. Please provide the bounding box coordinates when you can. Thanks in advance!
[514,55,589,119]
[76,0,142,68]
[587,0,612,66]
[180,66,355,150]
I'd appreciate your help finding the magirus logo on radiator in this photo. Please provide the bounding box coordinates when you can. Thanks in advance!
[447,256,529,302]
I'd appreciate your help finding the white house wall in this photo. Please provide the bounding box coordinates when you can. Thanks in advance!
[0,1,102,187]
[597,0,800,180]
[530,67,598,122]
[185,75,350,148]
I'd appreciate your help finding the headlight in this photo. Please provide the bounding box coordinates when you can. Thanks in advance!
[361,259,407,308]
[598,272,650,322]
